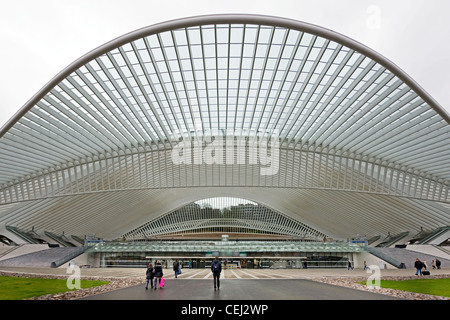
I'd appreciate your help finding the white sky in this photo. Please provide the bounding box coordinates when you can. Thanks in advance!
[1,0,449,129]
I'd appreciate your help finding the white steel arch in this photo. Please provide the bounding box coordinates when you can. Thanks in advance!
[0,14,449,242]
[124,196,327,240]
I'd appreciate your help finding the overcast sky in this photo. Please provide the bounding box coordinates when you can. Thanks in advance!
[1,0,449,129]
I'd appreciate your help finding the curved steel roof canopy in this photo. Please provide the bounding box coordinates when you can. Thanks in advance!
[0,14,449,242]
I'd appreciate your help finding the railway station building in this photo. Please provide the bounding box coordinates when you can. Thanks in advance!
[1,15,449,270]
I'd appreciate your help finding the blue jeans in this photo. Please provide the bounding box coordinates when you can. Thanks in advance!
[415,268,422,275]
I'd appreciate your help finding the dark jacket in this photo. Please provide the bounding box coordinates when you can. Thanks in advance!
[154,263,163,277]
[146,267,155,279]
[211,259,222,274]
[436,259,441,267]
[414,260,423,269]
[173,261,180,271]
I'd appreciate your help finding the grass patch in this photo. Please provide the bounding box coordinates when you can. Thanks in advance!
[360,278,450,298]
[0,276,109,300]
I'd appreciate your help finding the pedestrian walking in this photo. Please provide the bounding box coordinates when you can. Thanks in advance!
[211,256,222,290]
[347,260,353,270]
[414,258,423,276]
[431,260,436,269]
[436,258,441,269]
[154,260,164,289]
[173,259,180,278]
[145,262,155,289]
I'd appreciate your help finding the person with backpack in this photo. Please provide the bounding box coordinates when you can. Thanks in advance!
[145,262,155,289]
[414,258,423,276]
[173,259,180,278]
[211,256,222,290]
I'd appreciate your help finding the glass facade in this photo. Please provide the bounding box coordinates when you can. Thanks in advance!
[90,239,363,268]
[100,252,353,269]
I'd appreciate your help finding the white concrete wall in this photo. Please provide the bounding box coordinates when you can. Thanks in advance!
[58,251,91,269]
[0,244,49,261]
[353,251,396,269]
[405,244,450,260]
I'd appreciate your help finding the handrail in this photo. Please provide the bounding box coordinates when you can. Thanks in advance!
[44,231,76,247]
[0,244,22,258]
[5,226,40,244]
[432,244,450,257]
[366,247,405,269]
[418,226,450,244]
[50,247,86,268]
[376,231,409,248]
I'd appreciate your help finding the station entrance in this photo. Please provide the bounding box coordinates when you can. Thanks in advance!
[101,255,352,269]
[88,239,365,269]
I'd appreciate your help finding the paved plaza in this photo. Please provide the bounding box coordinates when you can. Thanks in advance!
[3,266,449,301]
[77,267,447,300]
[79,277,397,300]
[3,265,447,280]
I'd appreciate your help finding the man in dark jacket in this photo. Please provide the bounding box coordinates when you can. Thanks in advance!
[414,258,423,276]
[173,260,180,278]
[211,257,222,290]
[145,263,155,289]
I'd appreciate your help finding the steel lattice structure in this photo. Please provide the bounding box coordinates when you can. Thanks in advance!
[124,197,327,240]
[0,15,449,243]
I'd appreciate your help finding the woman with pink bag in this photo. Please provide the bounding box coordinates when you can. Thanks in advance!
[154,260,164,289]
